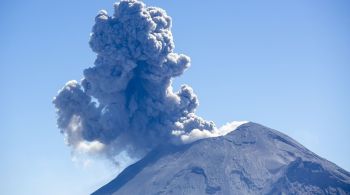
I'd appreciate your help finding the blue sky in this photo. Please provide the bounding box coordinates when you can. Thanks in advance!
[1,0,349,194]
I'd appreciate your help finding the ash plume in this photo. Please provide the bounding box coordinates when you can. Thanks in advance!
[53,0,218,161]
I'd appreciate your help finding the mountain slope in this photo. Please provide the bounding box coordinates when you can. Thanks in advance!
[92,122,350,195]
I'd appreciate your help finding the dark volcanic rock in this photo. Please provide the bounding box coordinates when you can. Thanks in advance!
[93,122,350,195]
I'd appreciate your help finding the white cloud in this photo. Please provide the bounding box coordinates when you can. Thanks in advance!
[178,121,249,144]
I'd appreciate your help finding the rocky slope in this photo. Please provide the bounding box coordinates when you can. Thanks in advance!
[92,122,350,195]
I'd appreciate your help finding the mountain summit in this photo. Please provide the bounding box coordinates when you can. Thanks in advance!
[92,122,350,195]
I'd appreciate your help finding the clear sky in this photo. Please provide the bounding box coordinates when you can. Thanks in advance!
[1,0,349,194]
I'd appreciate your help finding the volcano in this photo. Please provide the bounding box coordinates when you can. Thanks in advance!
[92,122,350,195]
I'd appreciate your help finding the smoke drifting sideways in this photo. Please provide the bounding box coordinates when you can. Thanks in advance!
[53,0,239,163]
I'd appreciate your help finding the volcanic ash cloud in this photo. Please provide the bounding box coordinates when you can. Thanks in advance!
[54,0,242,162]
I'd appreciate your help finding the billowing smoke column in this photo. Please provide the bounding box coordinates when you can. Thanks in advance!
[53,0,216,160]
